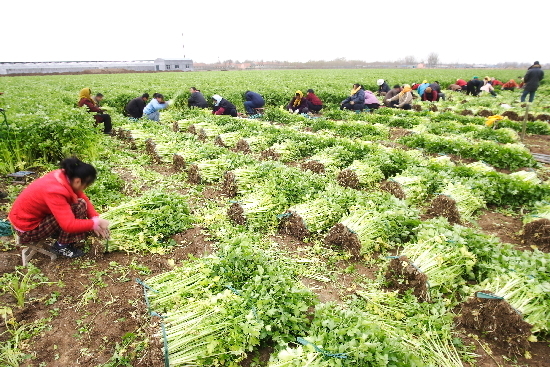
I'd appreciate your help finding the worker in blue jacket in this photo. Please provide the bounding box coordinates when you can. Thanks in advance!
[417,80,430,97]
[340,84,365,111]
[243,91,265,115]
[143,94,170,121]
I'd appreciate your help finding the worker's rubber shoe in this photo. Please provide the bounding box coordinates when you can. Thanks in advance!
[51,242,84,258]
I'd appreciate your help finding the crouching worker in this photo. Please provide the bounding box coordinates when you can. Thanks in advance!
[340,83,365,111]
[8,158,110,258]
[143,93,170,121]
[388,84,413,110]
[78,88,112,134]
[212,95,238,117]
[287,91,309,114]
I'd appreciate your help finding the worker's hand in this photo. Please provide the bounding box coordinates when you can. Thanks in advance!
[350,101,354,105]
[293,109,299,114]
[288,109,293,113]
[94,218,110,239]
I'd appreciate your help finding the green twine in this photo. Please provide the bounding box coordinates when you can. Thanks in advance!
[296,337,347,359]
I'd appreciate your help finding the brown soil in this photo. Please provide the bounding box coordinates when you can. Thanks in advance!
[187,164,201,184]
[522,218,550,252]
[426,195,461,224]
[172,154,186,172]
[337,169,359,189]
[413,104,422,111]
[384,256,429,302]
[324,223,361,258]
[233,139,251,154]
[278,211,310,240]
[522,134,550,155]
[221,171,237,197]
[171,226,213,258]
[172,121,180,132]
[503,111,521,121]
[214,135,227,147]
[389,127,413,141]
[379,180,406,200]
[428,104,438,112]
[260,148,280,161]
[535,114,550,122]
[456,292,533,355]
[477,210,524,249]
[187,124,197,134]
[477,109,494,117]
[461,100,468,104]
[300,160,325,174]
[197,129,207,142]
[461,109,474,116]
[227,203,246,225]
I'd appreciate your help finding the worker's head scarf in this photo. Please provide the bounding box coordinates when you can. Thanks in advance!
[350,85,361,96]
[425,87,432,93]
[377,79,385,86]
[79,88,94,104]
[293,91,303,107]
[399,84,412,95]
[212,94,222,106]
[422,80,428,84]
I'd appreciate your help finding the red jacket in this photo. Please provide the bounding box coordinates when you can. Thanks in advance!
[456,79,467,87]
[9,170,98,233]
[306,92,322,106]
[492,80,503,86]
[79,98,106,123]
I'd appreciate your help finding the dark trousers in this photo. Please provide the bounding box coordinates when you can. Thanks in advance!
[365,103,380,110]
[244,101,264,114]
[94,114,112,134]
[341,103,364,111]
[521,90,536,102]
[401,104,412,110]
[307,101,323,113]
[224,108,238,117]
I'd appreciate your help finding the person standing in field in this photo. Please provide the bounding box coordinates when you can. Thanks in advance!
[143,93,170,121]
[521,61,544,103]
[188,87,208,108]
[363,89,381,110]
[466,77,483,96]
[78,88,112,134]
[287,91,309,114]
[502,79,519,91]
[212,95,238,117]
[388,84,413,110]
[243,90,265,115]
[305,89,323,113]
[384,85,402,107]
[125,93,150,119]
[340,84,365,111]
[377,79,390,96]
[8,157,110,258]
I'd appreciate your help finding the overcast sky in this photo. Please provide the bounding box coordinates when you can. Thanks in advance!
[2,0,547,65]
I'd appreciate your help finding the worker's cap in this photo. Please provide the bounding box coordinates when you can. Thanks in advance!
[377,79,384,86]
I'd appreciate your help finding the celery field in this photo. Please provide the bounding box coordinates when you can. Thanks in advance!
[0,69,549,366]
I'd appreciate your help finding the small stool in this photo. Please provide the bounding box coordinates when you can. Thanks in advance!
[7,171,36,184]
[14,234,57,266]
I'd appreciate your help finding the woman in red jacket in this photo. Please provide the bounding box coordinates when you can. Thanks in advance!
[9,158,110,258]
[78,88,112,134]
[305,89,323,113]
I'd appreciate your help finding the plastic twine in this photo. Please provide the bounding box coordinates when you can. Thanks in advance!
[296,337,347,359]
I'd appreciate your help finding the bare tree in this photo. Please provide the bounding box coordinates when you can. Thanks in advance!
[404,55,417,64]
[427,53,439,67]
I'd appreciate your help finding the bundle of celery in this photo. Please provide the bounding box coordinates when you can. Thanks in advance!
[475,273,550,332]
[236,190,284,230]
[465,161,495,173]
[390,175,429,205]
[101,190,194,253]
[440,182,485,222]
[268,141,301,162]
[268,303,423,367]
[344,160,385,187]
[192,159,232,183]
[401,235,477,296]
[510,170,541,185]
[286,197,346,235]
[523,200,550,223]
[355,289,465,367]
[338,194,419,253]
[216,131,243,147]
[306,146,355,172]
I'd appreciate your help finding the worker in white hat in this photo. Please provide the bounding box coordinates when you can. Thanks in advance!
[377,79,390,96]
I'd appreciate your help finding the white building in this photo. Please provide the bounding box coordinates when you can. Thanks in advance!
[0,58,194,75]
[154,58,193,71]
